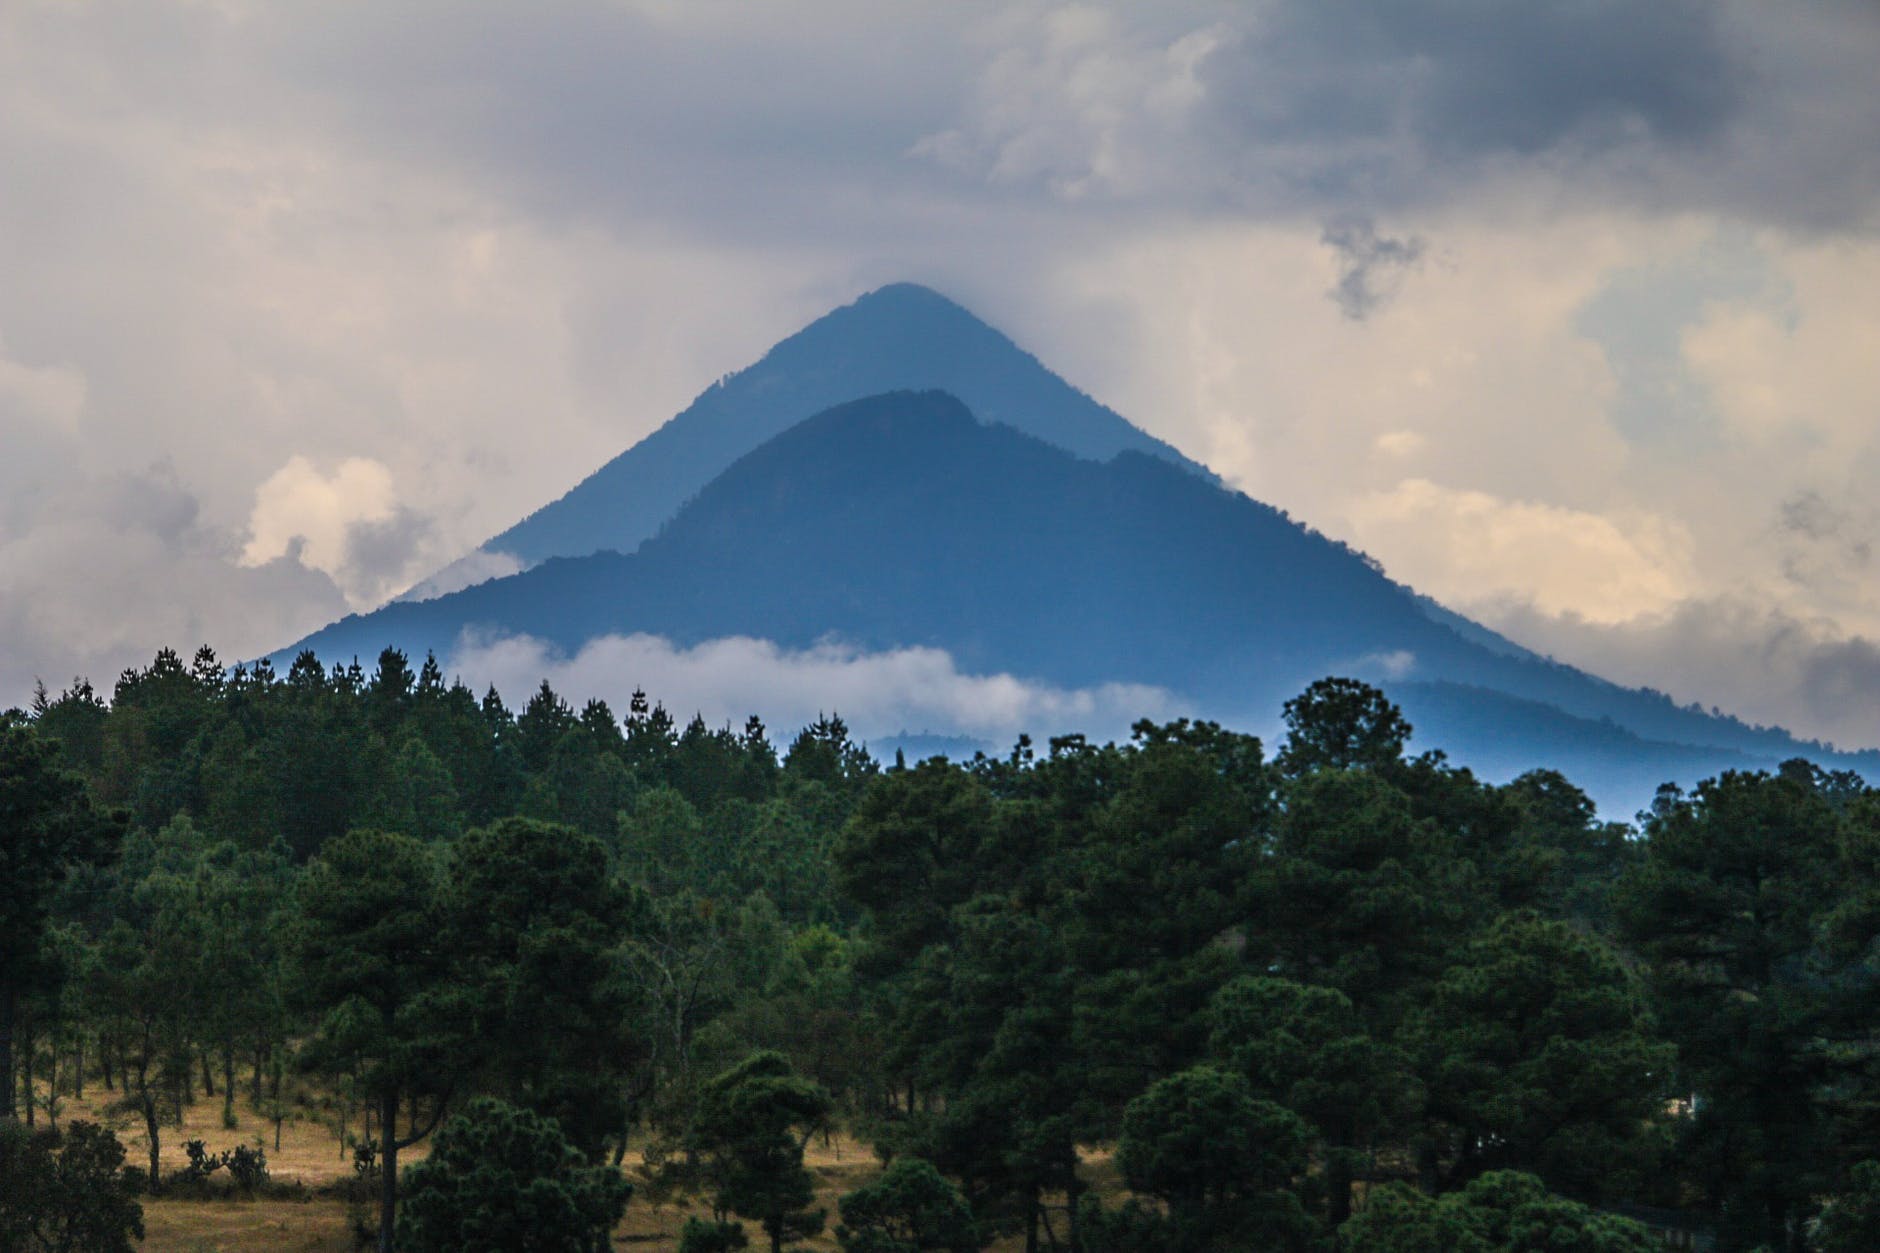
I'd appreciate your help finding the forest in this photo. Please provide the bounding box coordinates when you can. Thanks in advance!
[7,644,1880,1253]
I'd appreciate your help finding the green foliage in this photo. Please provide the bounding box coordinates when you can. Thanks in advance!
[29,652,1880,1253]
[292,828,460,1102]
[1340,1172,1657,1253]
[1814,1159,1880,1252]
[693,1051,834,1253]
[677,1216,750,1252]
[444,817,638,1153]
[1207,975,1414,1223]
[1617,770,1843,1246]
[1412,912,1672,1197]
[836,1157,976,1253]
[0,1119,145,1253]
[1276,676,1412,774]
[1113,1067,1320,1250]
[394,1096,632,1253]
[0,715,119,1118]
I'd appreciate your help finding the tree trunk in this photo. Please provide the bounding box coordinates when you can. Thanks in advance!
[202,1050,215,1097]
[22,1029,34,1127]
[1025,1190,1040,1253]
[73,1035,84,1101]
[253,1042,265,1106]
[1327,1127,1356,1227]
[144,1096,162,1193]
[378,1088,399,1253]
[1065,1165,1084,1253]
[0,981,12,1121]
[45,1038,59,1127]
[1327,1151,1354,1226]
[222,1044,236,1128]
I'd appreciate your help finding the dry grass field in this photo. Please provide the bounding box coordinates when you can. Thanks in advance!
[27,1079,1108,1251]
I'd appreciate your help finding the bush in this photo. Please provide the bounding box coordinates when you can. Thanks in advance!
[836,1157,977,1253]
[1339,1172,1657,1253]
[0,1120,145,1253]
[394,1097,633,1253]
[1814,1160,1880,1252]
[224,1143,270,1190]
[678,1216,751,1252]
[168,1138,270,1195]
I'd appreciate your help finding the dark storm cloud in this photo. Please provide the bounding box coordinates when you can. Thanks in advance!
[1492,596,1880,754]
[1191,0,1878,227]
[1775,490,1875,598]
[108,0,1863,244]
[345,506,437,593]
[247,2,974,245]
[1321,218,1426,319]
[1231,0,1738,158]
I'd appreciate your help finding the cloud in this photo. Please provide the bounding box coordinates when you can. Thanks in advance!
[1,0,1879,743]
[0,338,86,433]
[1321,218,1426,319]
[0,464,346,709]
[1487,596,1880,754]
[344,507,437,601]
[395,549,527,604]
[909,8,1226,202]
[444,632,1182,746]
[895,1,1880,230]
[240,456,395,591]
[1346,479,1695,625]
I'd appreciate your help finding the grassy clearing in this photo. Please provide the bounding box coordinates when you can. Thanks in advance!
[28,1081,1112,1250]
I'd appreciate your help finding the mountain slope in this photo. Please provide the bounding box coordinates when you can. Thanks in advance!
[281,391,1877,804]
[409,283,1210,597]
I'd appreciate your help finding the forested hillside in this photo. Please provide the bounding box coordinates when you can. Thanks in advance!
[7,647,1880,1252]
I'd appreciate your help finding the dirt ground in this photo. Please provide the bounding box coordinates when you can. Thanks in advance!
[31,1079,1088,1251]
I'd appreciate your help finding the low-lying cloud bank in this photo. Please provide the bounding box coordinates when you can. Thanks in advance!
[1487,596,1880,755]
[445,632,1183,750]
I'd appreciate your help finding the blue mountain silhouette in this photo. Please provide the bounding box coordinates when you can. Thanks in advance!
[281,384,1874,813]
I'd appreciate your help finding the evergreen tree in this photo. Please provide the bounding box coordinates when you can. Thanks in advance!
[693,1051,833,1253]
[395,1096,631,1253]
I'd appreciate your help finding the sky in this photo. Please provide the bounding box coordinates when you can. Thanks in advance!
[3,0,1879,750]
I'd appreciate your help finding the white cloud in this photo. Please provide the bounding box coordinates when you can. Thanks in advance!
[240,455,396,590]
[0,464,346,708]
[1346,479,1696,625]
[444,632,1181,745]
[0,339,86,433]
[910,8,1226,201]
[2,0,1880,745]
[396,549,528,604]
[1489,595,1880,753]
[1681,240,1880,455]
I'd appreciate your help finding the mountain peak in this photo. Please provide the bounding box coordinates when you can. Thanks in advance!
[850,280,962,308]
[434,284,1213,580]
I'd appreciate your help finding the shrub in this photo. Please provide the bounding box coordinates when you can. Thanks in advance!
[394,1096,632,1253]
[678,1216,751,1252]
[0,1120,145,1253]
[836,1157,977,1253]
[224,1143,270,1191]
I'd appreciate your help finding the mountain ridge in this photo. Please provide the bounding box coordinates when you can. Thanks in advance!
[407,282,1212,600]
[280,389,1877,811]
